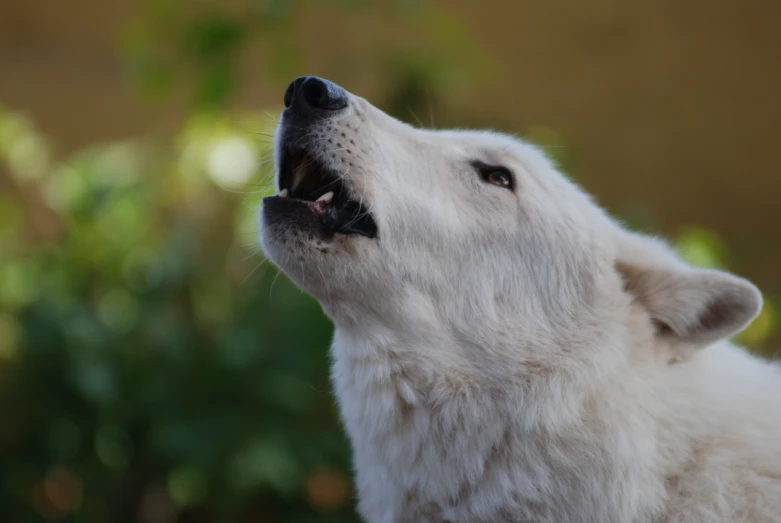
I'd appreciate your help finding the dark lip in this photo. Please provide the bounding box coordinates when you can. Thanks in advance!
[276,146,296,195]
[273,143,378,239]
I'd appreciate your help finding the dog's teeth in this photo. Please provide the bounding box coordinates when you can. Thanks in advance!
[316,191,334,203]
[279,189,289,198]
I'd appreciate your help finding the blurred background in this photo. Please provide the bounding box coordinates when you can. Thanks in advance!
[0,1,779,521]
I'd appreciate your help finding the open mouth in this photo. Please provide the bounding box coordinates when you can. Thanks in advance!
[275,147,378,238]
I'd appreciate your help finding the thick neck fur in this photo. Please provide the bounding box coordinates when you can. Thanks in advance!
[328,298,698,523]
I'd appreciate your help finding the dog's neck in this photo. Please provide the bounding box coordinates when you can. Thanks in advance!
[328,316,691,522]
[328,313,633,434]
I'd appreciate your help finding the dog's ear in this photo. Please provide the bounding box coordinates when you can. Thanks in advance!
[616,258,762,349]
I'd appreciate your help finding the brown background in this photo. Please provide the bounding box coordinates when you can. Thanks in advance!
[1,0,779,290]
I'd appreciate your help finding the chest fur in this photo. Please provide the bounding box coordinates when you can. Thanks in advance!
[331,351,667,523]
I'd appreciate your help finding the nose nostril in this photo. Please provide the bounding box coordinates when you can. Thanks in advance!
[301,78,328,109]
[285,76,348,114]
[284,77,306,108]
[283,82,295,108]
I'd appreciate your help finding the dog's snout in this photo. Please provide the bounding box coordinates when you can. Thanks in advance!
[284,76,348,115]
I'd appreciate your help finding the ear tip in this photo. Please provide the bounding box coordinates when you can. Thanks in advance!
[685,270,763,344]
[725,274,763,324]
[744,279,763,316]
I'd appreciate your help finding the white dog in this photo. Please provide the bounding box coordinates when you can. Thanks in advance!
[259,77,781,522]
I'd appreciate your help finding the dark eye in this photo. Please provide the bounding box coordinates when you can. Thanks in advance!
[486,170,511,188]
[472,161,514,191]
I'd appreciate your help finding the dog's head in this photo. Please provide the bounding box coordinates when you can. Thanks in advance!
[260,77,761,367]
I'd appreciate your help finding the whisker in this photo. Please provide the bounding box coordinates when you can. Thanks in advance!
[407,107,424,128]
[426,87,436,128]
[263,111,281,124]
[269,256,288,303]
[315,263,333,310]
[242,256,270,285]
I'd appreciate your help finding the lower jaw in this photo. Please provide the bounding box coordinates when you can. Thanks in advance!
[262,195,376,240]
[263,195,333,238]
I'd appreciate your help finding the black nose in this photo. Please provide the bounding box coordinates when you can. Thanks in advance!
[283,76,348,114]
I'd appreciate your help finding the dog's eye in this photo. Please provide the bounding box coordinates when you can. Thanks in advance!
[486,170,511,188]
[472,162,514,191]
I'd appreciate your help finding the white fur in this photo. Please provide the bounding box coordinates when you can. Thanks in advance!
[259,88,781,522]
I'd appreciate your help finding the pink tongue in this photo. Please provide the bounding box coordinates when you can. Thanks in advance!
[310,200,328,216]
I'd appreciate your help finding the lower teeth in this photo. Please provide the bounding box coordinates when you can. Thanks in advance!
[316,191,334,203]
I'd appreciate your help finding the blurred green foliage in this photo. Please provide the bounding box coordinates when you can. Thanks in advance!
[121,0,494,114]
[0,104,360,522]
[0,2,777,522]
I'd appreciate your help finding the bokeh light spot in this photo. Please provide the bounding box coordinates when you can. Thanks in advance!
[33,467,83,518]
[8,134,49,180]
[167,466,208,507]
[44,166,88,212]
[676,226,727,269]
[207,136,256,189]
[95,425,134,470]
[305,468,350,512]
